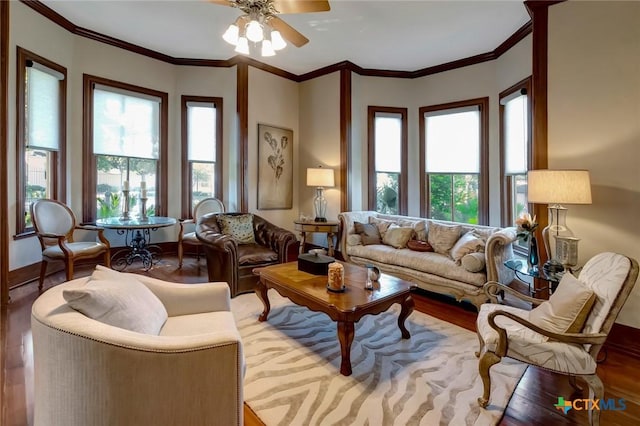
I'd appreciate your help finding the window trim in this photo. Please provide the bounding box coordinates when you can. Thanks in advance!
[499,77,532,227]
[82,74,168,222]
[15,47,67,237]
[367,106,408,215]
[180,95,223,219]
[419,97,489,224]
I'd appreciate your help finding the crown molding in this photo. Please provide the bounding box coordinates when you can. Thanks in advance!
[20,0,532,82]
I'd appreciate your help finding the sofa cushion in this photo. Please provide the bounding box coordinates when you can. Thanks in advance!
[428,222,462,255]
[160,311,237,337]
[382,224,414,249]
[354,221,381,245]
[237,243,278,265]
[529,273,596,334]
[461,252,486,272]
[398,219,429,242]
[407,239,434,252]
[63,267,168,335]
[450,230,485,263]
[369,217,397,239]
[218,214,256,244]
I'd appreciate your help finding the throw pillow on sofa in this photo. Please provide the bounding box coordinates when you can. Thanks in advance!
[63,266,168,335]
[427,222,462,255]
[369,217,397,240]
[407,239,434,252]
[461,252,486,272]
[217,214,256,244]
[450,230,485,263]
[382,224,414,249]
[354,221,382,245]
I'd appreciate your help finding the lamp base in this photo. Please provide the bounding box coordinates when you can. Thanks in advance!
[543,260,565,274]
[314,217,327,223]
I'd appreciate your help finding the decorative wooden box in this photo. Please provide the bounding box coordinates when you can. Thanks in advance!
[298,253,335,275]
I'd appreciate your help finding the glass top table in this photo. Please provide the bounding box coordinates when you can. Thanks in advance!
[96,216,177,271]
[504,258,566,295]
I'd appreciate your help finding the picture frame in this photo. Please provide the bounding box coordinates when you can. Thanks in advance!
[257,124,293,210]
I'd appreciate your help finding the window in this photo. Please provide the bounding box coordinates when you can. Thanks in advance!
[419,98,488,224]
[368,107,407,215]
[181,96,223,218]
[16,47,67,236]
[500,78,532,250]
[83,75,168,222]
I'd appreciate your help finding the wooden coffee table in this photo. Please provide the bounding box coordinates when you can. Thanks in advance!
[256,261,415,376]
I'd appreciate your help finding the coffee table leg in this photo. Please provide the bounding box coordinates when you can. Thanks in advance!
[256,279,271,322]
[337,321,355,376]
[398,294,414,339]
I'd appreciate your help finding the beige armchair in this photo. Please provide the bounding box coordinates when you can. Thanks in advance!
[31,199,111,290]
[178,197,225,268]
[476,252,638,426]
[31,273,244,426]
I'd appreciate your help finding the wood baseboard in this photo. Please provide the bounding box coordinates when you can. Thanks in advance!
[8,242,178,289]
[606,323,640,359]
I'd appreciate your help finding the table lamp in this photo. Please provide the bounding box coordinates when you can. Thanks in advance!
[306,166,334,222]
[527,169,592,273]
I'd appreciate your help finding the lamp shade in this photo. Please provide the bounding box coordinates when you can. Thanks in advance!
[527,169,592,204]
[307,167,334,187]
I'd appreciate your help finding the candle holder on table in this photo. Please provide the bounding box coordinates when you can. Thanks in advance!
[120,190,131,220]
[139,197,148,221]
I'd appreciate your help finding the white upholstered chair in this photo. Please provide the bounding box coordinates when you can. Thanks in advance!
[31,271,244,426]
[476,252,638,426]
[178,197,225,267]
[30,199,111,290]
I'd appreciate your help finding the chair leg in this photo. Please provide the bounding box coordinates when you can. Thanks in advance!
[477,351,502,408]
[178,242,183,268]
[569,375,584,392]
[65,259,74,282]
[475,330,485,358]
[104,251,111,268]
[582,374,603,426]
[38,260,48,291]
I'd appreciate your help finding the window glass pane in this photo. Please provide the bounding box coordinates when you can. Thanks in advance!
[191,162,216,210]
[375,172,399,214]
[93,88,159,159]
[425,109,479,173]
[504,95,528,174]
[95,155,157,219]
[374,115,401,173]
[25,148,53,227]
[187,104,216,162]
[26,67,60,150]
[429,174,478,224]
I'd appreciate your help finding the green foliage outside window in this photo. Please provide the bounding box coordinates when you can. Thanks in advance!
[429,174,478,224]
[376,172,399,215]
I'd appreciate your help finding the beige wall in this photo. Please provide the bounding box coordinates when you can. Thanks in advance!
[248,67,300,231]
[548,1,640,327]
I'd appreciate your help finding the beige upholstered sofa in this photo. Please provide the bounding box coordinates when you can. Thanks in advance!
[338,211,517,309]
[31,272,244,426]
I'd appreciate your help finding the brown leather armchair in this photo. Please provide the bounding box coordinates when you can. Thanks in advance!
[196,213,298,297]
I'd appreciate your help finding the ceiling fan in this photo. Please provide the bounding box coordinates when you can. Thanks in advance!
[210,0,330,56]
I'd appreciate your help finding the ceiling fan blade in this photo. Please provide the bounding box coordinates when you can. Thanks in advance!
[268,16,309,47]
[272,0,330,14]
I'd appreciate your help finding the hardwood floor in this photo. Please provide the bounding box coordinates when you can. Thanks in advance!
[3,256,639,425]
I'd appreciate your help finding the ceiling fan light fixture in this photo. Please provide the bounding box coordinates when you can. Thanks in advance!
[235,36,250,55]
[261,39,275,57]
[270,30,287,50]
[222,23,239,45]
[246,20,264,42]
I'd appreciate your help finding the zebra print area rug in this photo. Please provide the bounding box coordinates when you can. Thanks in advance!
[231,292,526,426]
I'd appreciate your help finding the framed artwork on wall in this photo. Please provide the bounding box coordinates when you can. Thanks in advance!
[257,124,293,210]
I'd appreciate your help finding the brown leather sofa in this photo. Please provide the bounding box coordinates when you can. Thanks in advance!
[196,212,298,297]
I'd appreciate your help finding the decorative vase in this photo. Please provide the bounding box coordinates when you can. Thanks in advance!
[527,236,539,272]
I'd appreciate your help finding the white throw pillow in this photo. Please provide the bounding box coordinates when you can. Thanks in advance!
[63,266,168,335]
[382,224,414,249]
[450,231,485,263]
[427,222,462,255]
[529,273,596,334]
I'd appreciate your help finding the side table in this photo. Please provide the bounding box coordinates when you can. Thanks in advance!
[294,220,339,257]
[504,258,566,296]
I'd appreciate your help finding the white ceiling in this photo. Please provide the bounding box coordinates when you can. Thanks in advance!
[40,0,531,75]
